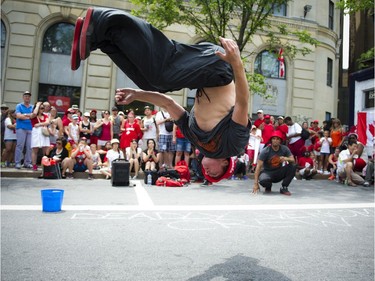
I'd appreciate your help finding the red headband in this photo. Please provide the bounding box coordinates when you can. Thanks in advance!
[201,157,236,183]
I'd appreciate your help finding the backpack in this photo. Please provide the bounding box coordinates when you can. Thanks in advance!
[300,128,310,140]
[156,176,187,187]
[174,160,191,182]
[161,111,174,132]
[157,169,180,179]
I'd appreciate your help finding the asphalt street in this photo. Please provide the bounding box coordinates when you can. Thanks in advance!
[1,177,374,281]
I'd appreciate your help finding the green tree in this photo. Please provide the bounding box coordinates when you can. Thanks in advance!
[336,0,374,14]
[130,0,319,96]
[336,0,374,70]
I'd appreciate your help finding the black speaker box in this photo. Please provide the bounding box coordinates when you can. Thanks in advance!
[111,159,130,187]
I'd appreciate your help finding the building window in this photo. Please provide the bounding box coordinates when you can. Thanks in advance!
[42,22,74,55]
[39,22,81,113]
[328,1,334,30]
[325,112,331,123]
[272,4,287,16]
[1,20,6,80]
[364,89,374,109]
[327,58,333,87]
[255,50,286,79]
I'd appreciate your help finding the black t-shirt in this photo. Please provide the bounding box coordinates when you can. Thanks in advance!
[48,147,69,162]
[175,107,251,159]
[258,145,292,171]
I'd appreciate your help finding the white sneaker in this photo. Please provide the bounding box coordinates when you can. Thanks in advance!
[318,170,323,174]
[323,171,330,175]
[132,175,138,179]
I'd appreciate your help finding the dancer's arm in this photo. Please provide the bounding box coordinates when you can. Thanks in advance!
[215,37,249,127]
[115,88,185,121]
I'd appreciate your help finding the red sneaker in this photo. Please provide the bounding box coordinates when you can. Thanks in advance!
[80,7,94,60]
[280,187,291,196]
[71,17,83,70]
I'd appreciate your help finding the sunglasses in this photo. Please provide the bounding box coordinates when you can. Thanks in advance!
[56,142,62,144]
[40,107,45,110]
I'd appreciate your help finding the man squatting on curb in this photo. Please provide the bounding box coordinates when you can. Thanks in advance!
[71,7,252,182]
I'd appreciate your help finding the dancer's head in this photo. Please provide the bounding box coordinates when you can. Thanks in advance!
[201,157,235,182]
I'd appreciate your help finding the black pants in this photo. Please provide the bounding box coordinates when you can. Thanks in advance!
[259,163,297,189]
[89,8,233,93]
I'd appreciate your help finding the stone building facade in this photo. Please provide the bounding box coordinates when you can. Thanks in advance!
[1,0,342,123]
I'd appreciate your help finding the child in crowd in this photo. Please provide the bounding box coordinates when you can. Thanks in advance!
[297,149,317,180]
[314,131,323,173]
[247,125,262,173]
[319,130,332,175]
[90,143,102,170]
[65,114,80,149]
[327,147,340,181]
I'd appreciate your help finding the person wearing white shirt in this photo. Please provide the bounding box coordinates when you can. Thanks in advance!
[319,130,333,174]
[337,141,365,186]
[284,116,304,160]
[155,109,175,169]
[141,106,158,150]
[100,138,124,179]
[2,110,17,167]
[125,139,142,179]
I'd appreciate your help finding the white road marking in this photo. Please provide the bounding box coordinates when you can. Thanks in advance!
[133,181,154,207]
[1,203,374,211]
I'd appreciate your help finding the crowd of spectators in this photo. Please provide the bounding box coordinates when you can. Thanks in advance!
[0,92,373,188]
[245,109,373,189]
[0,91,190,180]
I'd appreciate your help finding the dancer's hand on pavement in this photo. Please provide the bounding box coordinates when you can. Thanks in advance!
[252,183,260,195]
[115,88,137,105]
[215,37,242,66]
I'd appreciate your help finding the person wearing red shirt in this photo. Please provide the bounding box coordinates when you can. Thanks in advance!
[120,112,141,152]
[309,120,321,144]
[172,123,191,167]
[62,138,94,179]
[275,116,288,143]
[297,149,317,180]
[261,115,275,146]
[253,109,265,128]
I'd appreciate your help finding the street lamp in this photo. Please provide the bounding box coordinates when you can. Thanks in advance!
[304,5,312,18]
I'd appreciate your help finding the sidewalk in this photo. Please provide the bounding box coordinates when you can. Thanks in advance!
[0,166,331,180]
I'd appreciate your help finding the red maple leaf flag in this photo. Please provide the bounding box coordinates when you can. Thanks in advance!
[278,48,285,78]
[357,111,375,154]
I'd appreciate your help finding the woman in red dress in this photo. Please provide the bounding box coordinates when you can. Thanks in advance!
[120,112,141,152]
[94,110,113,149]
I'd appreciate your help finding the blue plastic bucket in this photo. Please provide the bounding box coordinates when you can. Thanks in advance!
[41,189,64,212]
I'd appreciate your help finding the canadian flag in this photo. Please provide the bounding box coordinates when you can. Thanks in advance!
[278,48,285,78]
[357,111,375,154]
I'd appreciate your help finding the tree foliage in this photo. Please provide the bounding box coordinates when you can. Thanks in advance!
[336,0,374,14]
[131,0,318,57]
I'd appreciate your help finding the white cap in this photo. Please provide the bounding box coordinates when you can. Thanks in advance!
[257,109,263,113]
[277,116,284,120]
[111,138,120,144]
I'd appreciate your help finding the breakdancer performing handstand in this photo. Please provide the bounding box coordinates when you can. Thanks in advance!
[72,7,251,182]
